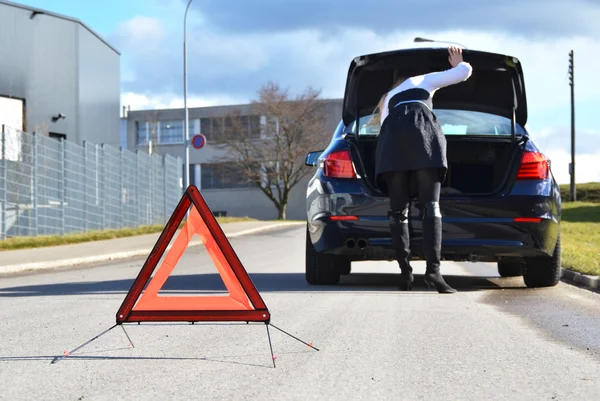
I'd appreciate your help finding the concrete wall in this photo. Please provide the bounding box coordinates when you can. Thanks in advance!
[77,25,121,147]
[0,3,78,136]
[0,1,120,146]
[125,99,343,220]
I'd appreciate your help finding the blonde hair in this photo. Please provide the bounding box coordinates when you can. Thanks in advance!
[365,77,407,129]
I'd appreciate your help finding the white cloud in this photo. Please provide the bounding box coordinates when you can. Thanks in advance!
[116,16,165,43]
[545,147,600,185]
[525,125,600,184]
[117,20,599,120]
[120,91,242,111]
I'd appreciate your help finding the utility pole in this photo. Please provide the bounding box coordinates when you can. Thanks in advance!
[568,50,576,201]
[183,0,193,190]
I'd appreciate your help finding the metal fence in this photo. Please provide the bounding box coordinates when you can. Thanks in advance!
[0,125,183,239]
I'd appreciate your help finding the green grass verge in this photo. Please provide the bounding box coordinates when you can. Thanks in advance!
[0,216,257,251]
[561,202,600,276]
[559,182,600,203]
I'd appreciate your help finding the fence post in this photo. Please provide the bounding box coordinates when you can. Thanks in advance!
[100,144,106,230]
[1,125,6,240]
[163,156,168,223]
[135,150,140,227]
[60,138,65,236]
[149,154,153,225]
[119,147,124,229]
[83,141,88,233]
[32,132,38,236]
[95,143,102,229]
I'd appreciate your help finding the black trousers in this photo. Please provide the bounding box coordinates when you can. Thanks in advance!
[383,168,443,274]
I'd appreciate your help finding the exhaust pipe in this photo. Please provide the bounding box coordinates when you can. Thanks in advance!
[357,238,368,249]
[345,238,356,249]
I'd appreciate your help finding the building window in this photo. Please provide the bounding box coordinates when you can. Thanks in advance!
[163,119,200,144]
[241,115,262,139]
[159,120,183,144]
[136,121,149,145]
[200,163,256,189]
[200,117,223,143]
[188,119,200,137]
[200,115,261,143]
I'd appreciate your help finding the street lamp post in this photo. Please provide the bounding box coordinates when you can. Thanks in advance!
[568,50,576,201]
[414,37,468,48]
[183,0,193,190]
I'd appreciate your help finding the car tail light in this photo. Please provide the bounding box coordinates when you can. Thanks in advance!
[323,150,357,179]
[514,217,543,223]
[516,152,549,180]
[330,215,359,221]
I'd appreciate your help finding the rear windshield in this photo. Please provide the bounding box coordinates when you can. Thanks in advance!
[349,109,526,136]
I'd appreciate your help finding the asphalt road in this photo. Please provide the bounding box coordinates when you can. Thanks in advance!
[1,225,599,400]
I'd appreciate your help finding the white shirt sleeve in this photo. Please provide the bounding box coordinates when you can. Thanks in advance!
[418,62,473,94]
[377,62,473,127]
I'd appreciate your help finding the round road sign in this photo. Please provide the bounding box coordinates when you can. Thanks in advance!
[192,134,206,149]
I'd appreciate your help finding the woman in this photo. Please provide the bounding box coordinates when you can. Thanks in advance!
[372,46,473,293]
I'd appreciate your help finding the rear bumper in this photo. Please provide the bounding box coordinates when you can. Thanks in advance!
[306,166,562,262]
[308,215,559,262]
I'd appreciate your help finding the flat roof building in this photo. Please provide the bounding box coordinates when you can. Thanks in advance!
[0,0,121,146]
[124,99,343,220]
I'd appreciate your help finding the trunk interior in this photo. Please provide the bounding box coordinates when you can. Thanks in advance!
[351,136,522,196]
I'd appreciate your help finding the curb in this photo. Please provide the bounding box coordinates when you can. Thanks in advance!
[0,221,305,275]
[560,267,600,291]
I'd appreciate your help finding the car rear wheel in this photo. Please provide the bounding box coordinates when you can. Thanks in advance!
[523,234,561,288]
[497,261,524,277]
[305,225,347,285]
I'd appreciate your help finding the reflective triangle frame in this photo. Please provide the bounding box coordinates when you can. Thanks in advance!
[115,185,270,324]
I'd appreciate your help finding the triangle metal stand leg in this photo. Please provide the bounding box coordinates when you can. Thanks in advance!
[264,322,320,368]
[265,323,276,368]
[51,323,134,364]
[268,323,320,351]
[121,324,135,348]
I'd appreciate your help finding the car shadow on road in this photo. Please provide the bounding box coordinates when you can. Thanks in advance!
[0,272,525,297]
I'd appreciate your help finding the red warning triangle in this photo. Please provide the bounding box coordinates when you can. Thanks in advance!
[116,185,270,324]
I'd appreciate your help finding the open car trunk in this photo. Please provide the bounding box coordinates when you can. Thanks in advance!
[350,136,522,197]
[341,47,529,198]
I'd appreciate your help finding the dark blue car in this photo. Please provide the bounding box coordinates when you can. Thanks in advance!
[304,47,562,288]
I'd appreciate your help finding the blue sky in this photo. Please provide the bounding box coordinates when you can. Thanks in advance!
[11,0,600,183]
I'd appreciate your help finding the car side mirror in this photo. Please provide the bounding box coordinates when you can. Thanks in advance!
[305,151,323,167]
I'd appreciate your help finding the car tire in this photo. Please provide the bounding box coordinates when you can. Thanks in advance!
[305,225,345,285]
[497,261,524,277]
[523,234,562,288]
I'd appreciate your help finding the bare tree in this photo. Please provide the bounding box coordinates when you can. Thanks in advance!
[217,81,329,220]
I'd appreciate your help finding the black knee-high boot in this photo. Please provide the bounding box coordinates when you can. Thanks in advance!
[422,202,456,294]
[389,209,414,291]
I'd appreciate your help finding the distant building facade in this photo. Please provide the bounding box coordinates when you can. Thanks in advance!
[124,99,343,220]
[0,0,120,147]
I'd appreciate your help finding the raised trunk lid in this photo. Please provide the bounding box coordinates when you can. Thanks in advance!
[342,48,527,130]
